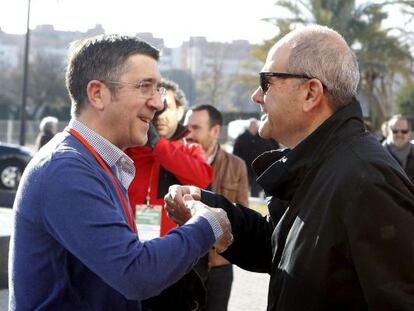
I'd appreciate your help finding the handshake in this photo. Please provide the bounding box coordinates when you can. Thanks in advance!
[164,185,233,253]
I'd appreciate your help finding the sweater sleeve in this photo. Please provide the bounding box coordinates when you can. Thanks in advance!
[152,138,214,189]
[201,189,274,273]
[41,156,215,301]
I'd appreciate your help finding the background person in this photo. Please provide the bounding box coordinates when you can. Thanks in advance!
[383,114,414,182]
[165,25,414,310]
[8,34,232,311]
[185,104,249,311]
[126,78,213,237]
[35,116,59,150]
[379,119,389,142]
[126,78,214,310]
[233,117,279,197]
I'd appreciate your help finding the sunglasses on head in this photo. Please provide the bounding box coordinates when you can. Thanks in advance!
[259,72,327,94]
[391,128,409,134]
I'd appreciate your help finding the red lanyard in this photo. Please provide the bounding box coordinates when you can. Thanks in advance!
[68,128,137,234]
[145,164,157,206]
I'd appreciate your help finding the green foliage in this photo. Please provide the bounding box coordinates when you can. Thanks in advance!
[28,53,70,120]
[0,53,70,120]
[396,81,414,116]
[0,66,21,118]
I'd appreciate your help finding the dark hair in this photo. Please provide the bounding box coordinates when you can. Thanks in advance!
[66,34,160,117]
[160,78,187,108]
[191,104,223,128]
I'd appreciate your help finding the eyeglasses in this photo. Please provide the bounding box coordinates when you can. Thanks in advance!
[259,71,327,94]
[100,79,166,98]
[391,128,410,134]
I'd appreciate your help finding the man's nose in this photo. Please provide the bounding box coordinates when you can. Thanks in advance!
[186,130,194,140]
[251,87,264,106]
[149,95,164,112]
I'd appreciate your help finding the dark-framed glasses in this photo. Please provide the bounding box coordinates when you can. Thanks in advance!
[391,128,410,134]
[100,79,166,98]
[259,71,326,94]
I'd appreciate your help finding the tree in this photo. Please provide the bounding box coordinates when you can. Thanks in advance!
[235,57,266,112]
[0,52,70,120]
[27,53,70,120]
[195,43,237,110]
[0,65,21,119]
[390,1,414,50]
[395,80,414,116]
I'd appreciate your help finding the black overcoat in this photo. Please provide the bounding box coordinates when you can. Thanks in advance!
[201,100,414,310]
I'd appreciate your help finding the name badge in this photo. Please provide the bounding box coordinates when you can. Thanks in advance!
[135,204,162,241]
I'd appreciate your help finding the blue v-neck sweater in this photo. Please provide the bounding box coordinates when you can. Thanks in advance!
[9,132,214,310]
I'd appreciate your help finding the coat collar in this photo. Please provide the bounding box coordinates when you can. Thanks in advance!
[253,98,365,201]
[170,123,190,141]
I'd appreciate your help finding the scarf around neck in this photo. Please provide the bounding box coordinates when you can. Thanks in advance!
[388,143,412,168]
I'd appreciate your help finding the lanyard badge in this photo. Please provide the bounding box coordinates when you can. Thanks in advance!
[135,204,162,241]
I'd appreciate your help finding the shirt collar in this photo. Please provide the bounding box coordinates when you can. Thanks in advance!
[68,119,135,189]
[208,144,219,164]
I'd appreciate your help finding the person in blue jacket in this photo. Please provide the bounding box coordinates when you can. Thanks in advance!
[8,34,232,311]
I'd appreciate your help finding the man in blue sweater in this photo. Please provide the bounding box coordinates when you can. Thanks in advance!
[8,34,232,311]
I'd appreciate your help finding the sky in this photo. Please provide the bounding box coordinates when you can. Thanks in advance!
[0,0,282,47]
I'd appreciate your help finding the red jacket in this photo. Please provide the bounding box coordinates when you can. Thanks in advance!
[126,137,214,236]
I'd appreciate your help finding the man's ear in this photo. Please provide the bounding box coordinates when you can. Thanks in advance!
[212,125,221,140]
[86,80,107,111]
[303,79,324,112]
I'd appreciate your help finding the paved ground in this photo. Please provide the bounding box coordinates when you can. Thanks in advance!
[228,265,269,311]
[0,265,269,310]
[0,289,7,310]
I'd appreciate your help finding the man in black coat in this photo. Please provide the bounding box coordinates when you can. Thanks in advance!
[233,118,279,197]
[164,24,414,310]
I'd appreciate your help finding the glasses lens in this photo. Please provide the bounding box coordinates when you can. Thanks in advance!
[260,75,270,93]
[138,81,154,97]
[158,87,167,96]
[392,129,409,134]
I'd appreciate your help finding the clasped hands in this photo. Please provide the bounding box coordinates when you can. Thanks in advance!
[164,185,233,253]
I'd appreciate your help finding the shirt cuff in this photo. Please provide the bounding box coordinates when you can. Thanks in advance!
[195,207,223,241]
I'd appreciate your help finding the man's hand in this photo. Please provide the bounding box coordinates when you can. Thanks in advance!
[164,185,201,225]
[164,185,233,253]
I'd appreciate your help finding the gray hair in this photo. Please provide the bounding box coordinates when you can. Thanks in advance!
[161,78,188,108]
[285,25,360,109]
[66,34,160,117]
[388,114,411,130]
[39,116,58,134]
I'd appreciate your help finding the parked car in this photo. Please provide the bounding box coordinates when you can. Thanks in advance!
[0,142,33,190]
